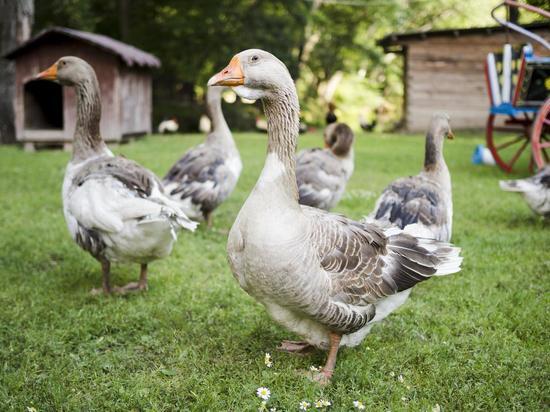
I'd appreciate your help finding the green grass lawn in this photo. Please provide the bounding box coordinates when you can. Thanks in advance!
[0,131,547,411]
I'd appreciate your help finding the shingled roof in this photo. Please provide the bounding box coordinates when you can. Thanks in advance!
[378,21,549,52]
[4,26,160,68]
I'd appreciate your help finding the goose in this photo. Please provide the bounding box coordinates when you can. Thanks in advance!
[158,118,179,134]
[36,56,197,294]
[163,86,242,228]
[208,49,462,384]
[370,113,455,242]
[296,123,354,210]
[499,166,550,217]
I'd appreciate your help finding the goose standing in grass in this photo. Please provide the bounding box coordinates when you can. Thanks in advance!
[370,113,455,242]
[36,57,197,294]
[163,86,242,228]
[499,166,550,217]
[209,49,462,384]
[296,123,354,210]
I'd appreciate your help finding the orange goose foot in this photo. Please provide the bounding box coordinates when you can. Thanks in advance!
[115,263,148,294]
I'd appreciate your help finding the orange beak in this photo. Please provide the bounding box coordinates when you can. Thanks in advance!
[207,56,244,87]
[35,63,58,80]
[447,129,455,140]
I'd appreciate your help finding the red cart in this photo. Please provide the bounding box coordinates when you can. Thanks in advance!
[484,0,550,173]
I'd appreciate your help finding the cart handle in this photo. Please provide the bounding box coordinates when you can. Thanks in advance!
[491,0,550,50]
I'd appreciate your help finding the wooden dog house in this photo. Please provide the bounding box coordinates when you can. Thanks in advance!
[5,27,160,150]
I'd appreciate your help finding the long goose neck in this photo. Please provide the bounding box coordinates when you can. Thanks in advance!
[73,74,106,161]
[205,88,232,146]
[261,86,300,201]
[423,130,447,173]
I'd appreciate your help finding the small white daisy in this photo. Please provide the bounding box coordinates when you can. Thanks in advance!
[299,400,311,410]
[258,400,268,412]
[26,408,37,412]
[264,353,273,368]
[309,365,320,372]
[269,408,277,412]
[389,371,395,377]
[401,396,408,402]
[353,400,366,410]
[398,374,404,383]
[314,399,331,407]
[256,387,271,400]
[432,404,441,412]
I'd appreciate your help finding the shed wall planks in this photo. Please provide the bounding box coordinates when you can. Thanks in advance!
[399,28,550,131]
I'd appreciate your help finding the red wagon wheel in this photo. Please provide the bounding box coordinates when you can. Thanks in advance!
[531,98,550,170]
[486,113,534,173]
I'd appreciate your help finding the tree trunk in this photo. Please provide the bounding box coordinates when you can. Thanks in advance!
[0,0,34,144]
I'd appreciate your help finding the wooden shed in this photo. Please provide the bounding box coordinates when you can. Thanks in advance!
[378,22,550,132]
[4,27,160,150]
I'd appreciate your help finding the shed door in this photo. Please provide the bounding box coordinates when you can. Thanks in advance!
[24,80,63,130]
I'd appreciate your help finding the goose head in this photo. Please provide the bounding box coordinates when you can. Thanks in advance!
[324,123,354,156]
[208,49,293,101]
[429,112,454,141]
[36,56,95,86]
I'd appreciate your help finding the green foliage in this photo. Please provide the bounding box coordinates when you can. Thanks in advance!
[34,0,505,129]
[0,132,548,410]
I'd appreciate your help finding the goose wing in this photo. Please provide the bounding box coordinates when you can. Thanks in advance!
[296,148,346,210]
[499,166,550,192]
[69,155,196,234]
[163,145,234,212]
[372,177,445,229]
[305,206,460,306]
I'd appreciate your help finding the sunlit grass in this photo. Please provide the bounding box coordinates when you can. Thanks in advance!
[0,131,547,410]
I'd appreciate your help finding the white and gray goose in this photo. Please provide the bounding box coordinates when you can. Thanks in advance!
[163,86,242,228]
[209,49,463,384]
[370,113,455,242]
[36,57,196,294]
[296,123,354,210]
[500,166,550,217]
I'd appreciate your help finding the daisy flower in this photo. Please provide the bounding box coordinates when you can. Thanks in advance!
[432,404,441,412]
[264,353,273,368]
[309,365,320,372]
[353,400,366,410]
[256,387,271,400]
[299,400,311,410]
[258,400,268,412]
[398,374,404,383]
[314,399,332,408]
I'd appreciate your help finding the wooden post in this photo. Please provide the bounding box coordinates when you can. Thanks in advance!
[0,0,34,144]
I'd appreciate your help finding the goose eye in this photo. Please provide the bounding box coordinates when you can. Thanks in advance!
[251,55,259,63]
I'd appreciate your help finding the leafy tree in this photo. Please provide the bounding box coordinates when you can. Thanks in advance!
[33,0,508,131]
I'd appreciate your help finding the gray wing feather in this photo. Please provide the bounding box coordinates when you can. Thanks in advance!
[304,207,458,333]
[163,145,234,213]
[296,148,346,210]
[73,155,160,198]
[373,177,444,229]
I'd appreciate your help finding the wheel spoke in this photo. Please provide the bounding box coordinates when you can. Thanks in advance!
[508,139,529,168]
[493,127,527,133]
[496,135,527,150]
[540,142,550,149]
